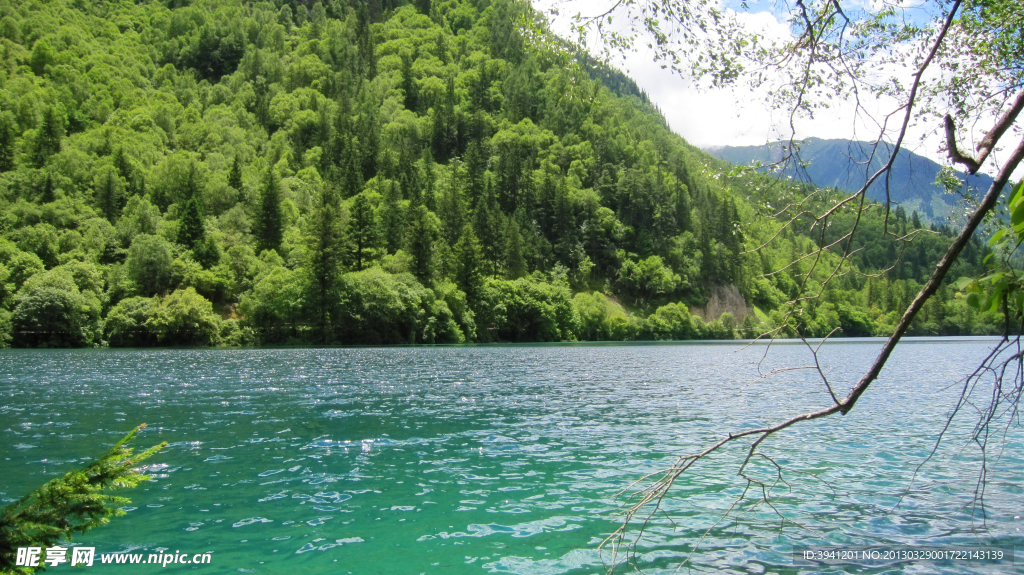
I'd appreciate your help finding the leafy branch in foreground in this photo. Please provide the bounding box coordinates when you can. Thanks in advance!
[570,0,1024,568]
[0,424,167,573]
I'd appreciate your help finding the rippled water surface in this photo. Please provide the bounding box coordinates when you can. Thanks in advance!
[1,340,1021,574]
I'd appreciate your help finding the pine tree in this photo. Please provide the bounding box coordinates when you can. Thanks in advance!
[552,177,576,265]
[400,52,419,113]
[453,224,484,300]
[0,113,15,173]
[32,106,63,168]
[406,204,437,284]
[378,180,405,254]
[675,182,691,232]
[256,167,284,254]
[177,195,205,249]
[40,173,55,204]
[305,183,343,342]
[437,184,466,246]
[343,136,363,198]
[473,196,505,277]
[431,76,458,162]
[504,216,527,279]
[355,91,380,180]
[347,192,377,271]
[228,155,243,191]
[464,138,488,206]
[95,167,124,223]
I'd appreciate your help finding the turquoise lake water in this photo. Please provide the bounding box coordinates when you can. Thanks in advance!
[1,339,1021,574]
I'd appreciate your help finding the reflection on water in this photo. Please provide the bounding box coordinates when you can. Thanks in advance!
[1,340,1021,574]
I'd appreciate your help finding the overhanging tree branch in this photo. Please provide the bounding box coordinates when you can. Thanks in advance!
[945,87,1024,174]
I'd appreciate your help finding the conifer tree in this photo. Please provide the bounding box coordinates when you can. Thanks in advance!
[95,166,124,223]
[378,181,405,254]
[347,192,377,271]
[437,184,466,246]
[228,155,243,191]
[304,183,343,341]
[40,173,55,204]
[464,138,488,206]
[504,216,527,279]
[453,224,484,300]
[112,147,143,196]
[431,76,458,162]
[176,167,205,249]
[32,106,63,168]
[354,4,376,79]
[0,113,15,173]
[343,136,363,198]
[355,91,380,180]
[177,195,205,250]
[406,204,437,284]
[473,195,505,277]
[675,182,691,232]
[256,167,284,254]
[400,52,419,113]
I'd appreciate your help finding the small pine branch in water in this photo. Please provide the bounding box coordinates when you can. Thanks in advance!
[0,424,167,572]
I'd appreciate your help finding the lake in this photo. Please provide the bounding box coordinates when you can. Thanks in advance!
[1,339,1021,574]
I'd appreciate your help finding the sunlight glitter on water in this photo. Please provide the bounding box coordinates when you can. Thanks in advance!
[1,340,1021,574]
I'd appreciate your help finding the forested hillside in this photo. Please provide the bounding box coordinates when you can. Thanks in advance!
[0,0,1004,347]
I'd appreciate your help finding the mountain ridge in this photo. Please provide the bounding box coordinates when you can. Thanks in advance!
[705,138,994,224]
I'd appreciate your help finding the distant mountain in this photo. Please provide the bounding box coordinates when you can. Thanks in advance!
[705,138,994,223]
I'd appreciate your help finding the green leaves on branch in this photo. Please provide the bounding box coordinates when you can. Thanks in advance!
[0,424,166,573]
[959,181,1024,315]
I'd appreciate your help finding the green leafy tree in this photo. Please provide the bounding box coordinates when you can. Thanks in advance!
[104,296,158,347]
[146,287,221,346]
[616,254,680,307]
[29,39,54,76]
[480,277,580,342]
[126,235,175,296]
[11,268,101,347]
[239,265,304,344]
[0,425,166,572]
[338,267,435,344]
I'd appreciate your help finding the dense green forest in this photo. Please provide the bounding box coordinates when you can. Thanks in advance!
[0,0,1004,347]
